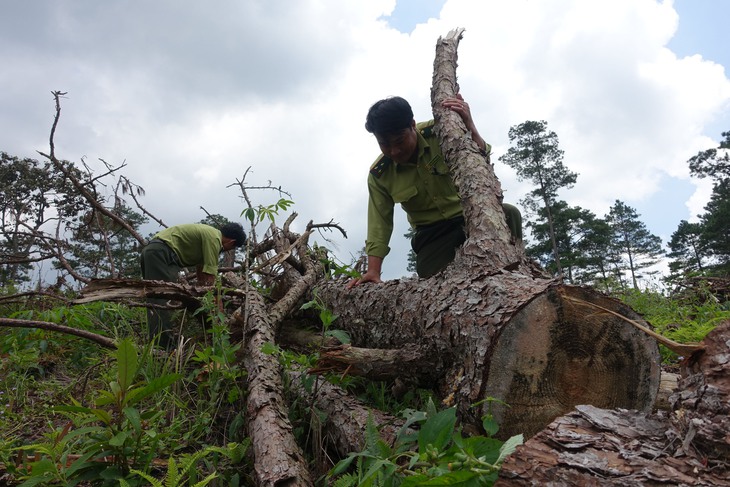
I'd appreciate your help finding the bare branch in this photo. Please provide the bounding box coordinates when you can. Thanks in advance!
[120,175,166,229]
[39,92,146,247]
[307,219,348,239]
[0,317,116,349]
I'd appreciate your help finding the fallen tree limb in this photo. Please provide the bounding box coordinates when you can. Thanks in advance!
[229,287,313,486]
[288,370,407,459]
[0,318,116,349]
[73,278,204,310]
[310,344,444,384]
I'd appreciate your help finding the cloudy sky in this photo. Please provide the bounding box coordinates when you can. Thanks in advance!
[2,0,729,281]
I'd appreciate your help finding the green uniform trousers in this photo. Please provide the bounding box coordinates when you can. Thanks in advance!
[411,204,522,278]
[140,240,182,349]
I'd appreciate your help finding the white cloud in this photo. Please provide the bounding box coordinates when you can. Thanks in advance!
[1,0,728,279]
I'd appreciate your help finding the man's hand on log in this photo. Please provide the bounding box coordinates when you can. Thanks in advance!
[346,255,384,289]
[346,269,382,289]
[440,93,487,151]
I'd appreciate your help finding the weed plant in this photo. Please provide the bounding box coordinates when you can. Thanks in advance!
[617,287,730,362]
[0,292,251,485]
[328,398,522,486]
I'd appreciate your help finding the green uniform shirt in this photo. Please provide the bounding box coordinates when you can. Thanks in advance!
[153,224,222,276]
[365,120,491,258]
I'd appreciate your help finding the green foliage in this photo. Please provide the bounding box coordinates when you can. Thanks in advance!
[687,130,730,180]
[328,398,522,486]
[13,338,182,484]
[607,200,664,290]
[617,287,730,361]
[0,152,85,286]
[61,203,149,280]
[122,442,248,487]
[241,198,294,225]
[667,220,707,279]
[300,288,350,345]
[671,131,730,276]
[177,288,248,446]
[0,151,151,288]
[499,121,576,204]
[526,200,616,285]
[314,244,363,279]
[404,228,417,274]
[698,180,730,273]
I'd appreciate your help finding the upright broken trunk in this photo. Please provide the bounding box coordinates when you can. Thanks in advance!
[315,29,661,438]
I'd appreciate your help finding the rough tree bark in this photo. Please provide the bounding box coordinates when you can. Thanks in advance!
[313,28,662,439]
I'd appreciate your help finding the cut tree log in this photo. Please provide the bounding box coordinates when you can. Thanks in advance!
[313,29,662,439]
[496,320,730,485]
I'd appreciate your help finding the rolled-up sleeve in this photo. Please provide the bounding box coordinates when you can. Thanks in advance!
[199,234,222,276]
[365,175,394,258]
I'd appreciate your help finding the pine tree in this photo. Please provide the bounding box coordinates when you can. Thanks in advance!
[667,220,706,279]
[684,131,730,275]
[499,121,577,277]
[526,200,617,287]
[606,200,664,290]
[699,180,730,273]
[0,152,87,286]
[62,204,148,279]
[404,228,417,274]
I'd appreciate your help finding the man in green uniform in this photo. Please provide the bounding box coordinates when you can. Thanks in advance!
[348,95,521,287]
[140,222,246,348]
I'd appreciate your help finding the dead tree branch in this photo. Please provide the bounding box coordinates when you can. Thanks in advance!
[0,317,116,349]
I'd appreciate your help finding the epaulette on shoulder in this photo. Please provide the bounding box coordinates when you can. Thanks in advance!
[417,119,436,138]
[369,155,392,178]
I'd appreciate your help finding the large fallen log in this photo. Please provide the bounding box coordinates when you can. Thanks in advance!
[222,226,323,487]
[314,29,663,439]
[496,320,730,485]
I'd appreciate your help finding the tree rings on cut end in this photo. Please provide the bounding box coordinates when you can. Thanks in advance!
[485,285,661,439]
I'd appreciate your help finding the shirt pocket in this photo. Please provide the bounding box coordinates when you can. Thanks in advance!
[428,155,450,176]
[392,186,418,203]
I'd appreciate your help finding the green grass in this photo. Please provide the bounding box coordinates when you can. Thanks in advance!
[2,285,729,484]
[617,287,730,362]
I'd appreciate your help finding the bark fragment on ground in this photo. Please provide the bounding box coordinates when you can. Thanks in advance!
[496,405,728,486]
[671,319,730,459]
